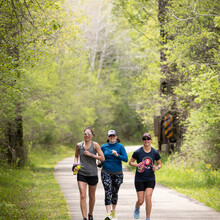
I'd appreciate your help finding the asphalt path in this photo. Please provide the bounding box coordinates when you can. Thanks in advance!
[54,146,220,220]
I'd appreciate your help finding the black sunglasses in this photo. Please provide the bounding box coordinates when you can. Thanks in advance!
[142,137,151,141]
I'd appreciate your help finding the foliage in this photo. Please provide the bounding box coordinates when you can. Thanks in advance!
[0,0,65,164]
[21,0,149,151]
[112,0,220,168]
[175,70,220,169]
[156,154,220,211]
[0,145,73,219]
[112,0,166,128]
[1,0,219,179]
[163,0,220,168]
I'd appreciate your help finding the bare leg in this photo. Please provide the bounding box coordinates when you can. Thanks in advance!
[105,204,111,213]
[78,181,88,218]
[136,191,145,208]
[112,204,117,212]
[145,188,154,218]
[88,184,97,215]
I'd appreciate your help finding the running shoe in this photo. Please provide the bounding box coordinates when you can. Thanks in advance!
[88,214,93,220]
[104,213,111,220]
[111,211,117,220]
[133,205,140,219]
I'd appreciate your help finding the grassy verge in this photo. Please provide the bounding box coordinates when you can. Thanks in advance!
[0,145,74,219]
[124,152,220,212]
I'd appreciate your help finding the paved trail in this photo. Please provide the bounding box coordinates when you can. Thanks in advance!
[54,146,220,220]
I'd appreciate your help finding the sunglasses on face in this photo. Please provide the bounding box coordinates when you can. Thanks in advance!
[84,132,92,136]
[142,137,151,141]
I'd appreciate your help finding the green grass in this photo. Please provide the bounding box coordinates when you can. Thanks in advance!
[0,145,74,219]
[124,152,220,212]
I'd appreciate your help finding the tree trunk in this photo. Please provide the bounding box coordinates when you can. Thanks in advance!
[7,45,26,166]
[158,0,169,151]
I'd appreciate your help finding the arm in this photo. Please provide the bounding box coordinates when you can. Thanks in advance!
[112,145,128,162]
[129,157,139,168]
[152,159,162,171]
[129,156,146,173]
[74,143,80,163]
[85,142,105,162]
[73,143,80,172]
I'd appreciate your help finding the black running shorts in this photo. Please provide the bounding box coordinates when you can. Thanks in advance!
[77,174,98,186]
[135,180,155,192]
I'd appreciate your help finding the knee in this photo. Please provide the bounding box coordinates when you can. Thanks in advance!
[140,200,145,206]
[145,194,152,202]
[80,193,87,200]
[137,199,144,206]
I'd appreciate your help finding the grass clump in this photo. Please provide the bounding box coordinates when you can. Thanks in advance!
[0,145,74,219]
[124,151,220,211]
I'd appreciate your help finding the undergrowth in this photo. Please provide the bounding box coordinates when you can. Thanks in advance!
[0,145,73,219]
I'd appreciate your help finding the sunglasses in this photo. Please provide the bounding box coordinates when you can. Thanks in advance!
[142,137,151,141]
[109,135,116,137]
[84,132,92,136]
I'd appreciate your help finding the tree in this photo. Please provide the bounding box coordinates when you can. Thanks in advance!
[0,0,63,165]
[112,0,164,129]
[164,0,220,168]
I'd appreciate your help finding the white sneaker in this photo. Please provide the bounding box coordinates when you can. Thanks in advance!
[111,211,117,220]
[104,213,112,220]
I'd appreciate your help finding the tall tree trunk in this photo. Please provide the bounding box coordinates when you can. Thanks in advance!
[158,0,169,151]
[158,0,182,153]
[158,0,169,89]
[7,44,26,166]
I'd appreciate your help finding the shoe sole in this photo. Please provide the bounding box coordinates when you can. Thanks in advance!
[133,212,140,219]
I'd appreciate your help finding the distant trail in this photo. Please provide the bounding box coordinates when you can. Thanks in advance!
[54,146,220,220]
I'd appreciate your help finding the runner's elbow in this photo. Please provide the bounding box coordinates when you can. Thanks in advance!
[100,156,105,162]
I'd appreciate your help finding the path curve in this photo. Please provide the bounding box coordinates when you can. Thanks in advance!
[54,146,220,220]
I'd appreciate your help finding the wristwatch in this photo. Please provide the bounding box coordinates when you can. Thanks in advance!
[157,166,160,170]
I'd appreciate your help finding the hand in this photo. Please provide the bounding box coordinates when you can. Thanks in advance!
[138,162,145,168]
[112,150,118,157]
[74,166,79,172]
[97,160,103,168]
[84,150,91,157]
[152,165,158,171]
[137,162,146,173]
[72,163,80,172]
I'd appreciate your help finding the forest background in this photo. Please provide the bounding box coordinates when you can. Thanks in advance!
[0,0,219,218]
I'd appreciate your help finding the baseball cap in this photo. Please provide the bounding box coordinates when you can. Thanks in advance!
[108,130,117,136]
[142,133,152,139]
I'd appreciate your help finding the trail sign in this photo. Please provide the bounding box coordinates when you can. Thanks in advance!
[164,113,173,139]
